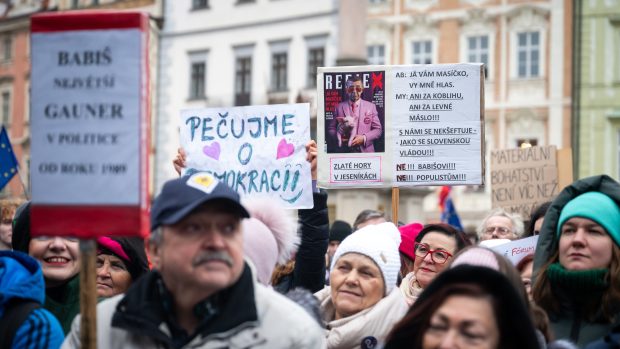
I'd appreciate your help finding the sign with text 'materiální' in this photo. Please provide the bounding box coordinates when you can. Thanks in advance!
[30,12,150,238]
[491,146,559,220]
[180,104,313,209]
[317,64,484,188]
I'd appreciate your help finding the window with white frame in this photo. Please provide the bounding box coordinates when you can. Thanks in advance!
[467,35,489,79]
[2,35,11,62]
[612,19,620,82]
[412,40,432,64]
[367,45,385,65]
[271,52,288,91]
[1,91,10,126]
[192,0,209,9]
[307,47,324,88]
[189,63,205,99]
[517,31,540,78]
[305,34,327,88]
[271,52,288,92]
[235,56,252,106]
[188,51,207,100]
[24,81,29,123]
[269,40,289,92]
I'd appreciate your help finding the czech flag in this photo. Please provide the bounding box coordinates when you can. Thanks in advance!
[438,186,463,230]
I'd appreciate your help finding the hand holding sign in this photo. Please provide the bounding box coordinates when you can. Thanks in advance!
[180,104,313,208]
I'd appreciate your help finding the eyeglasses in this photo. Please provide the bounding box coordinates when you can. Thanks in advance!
[484,226,513,237]
[414,242,453,264]
[346,86,363,93]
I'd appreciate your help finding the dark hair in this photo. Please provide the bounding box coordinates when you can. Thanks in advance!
[526,201,551,236]
[414,223,470,252]
[347,74,363,84]
[11,201,31,253]
[385,266,541,349]
[329,220,352,242]
[533,245,620,322]
[352,209,388,231]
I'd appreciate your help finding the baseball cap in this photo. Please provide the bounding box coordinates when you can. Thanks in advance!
[151,173,250,230]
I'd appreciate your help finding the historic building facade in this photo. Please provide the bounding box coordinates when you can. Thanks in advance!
[366,0,573,228]
[574,0,620,180]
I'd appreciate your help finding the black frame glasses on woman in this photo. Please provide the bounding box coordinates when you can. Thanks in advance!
[414,242,453,264]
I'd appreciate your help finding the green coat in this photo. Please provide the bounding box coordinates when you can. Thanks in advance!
[44,275,80,334]
[533,174,620,346]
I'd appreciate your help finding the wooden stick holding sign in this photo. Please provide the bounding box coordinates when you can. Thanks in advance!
[79,240,97,349]
[30,12,152,349]
[391,187,399,225]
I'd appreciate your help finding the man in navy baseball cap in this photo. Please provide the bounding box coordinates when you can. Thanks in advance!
[62,172,325,348]
[151,172,249,230]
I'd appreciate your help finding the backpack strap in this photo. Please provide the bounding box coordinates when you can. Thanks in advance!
[0,299,41,348]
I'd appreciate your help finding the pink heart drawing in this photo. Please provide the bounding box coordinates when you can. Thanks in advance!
[203,142,221,160]
[276,138,294,160]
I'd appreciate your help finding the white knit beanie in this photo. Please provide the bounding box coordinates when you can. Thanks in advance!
[331,222,401,295]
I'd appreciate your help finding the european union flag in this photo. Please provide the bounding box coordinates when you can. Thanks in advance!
[0,126,18,191]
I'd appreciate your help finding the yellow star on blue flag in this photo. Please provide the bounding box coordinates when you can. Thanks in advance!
[0,126,18,191]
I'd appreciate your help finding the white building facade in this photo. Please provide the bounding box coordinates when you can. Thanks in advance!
[154,0,340,195]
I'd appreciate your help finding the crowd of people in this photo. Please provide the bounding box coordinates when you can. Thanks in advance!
[0,141,619,348]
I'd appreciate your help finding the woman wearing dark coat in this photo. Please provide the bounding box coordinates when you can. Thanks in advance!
[533,175,620,346]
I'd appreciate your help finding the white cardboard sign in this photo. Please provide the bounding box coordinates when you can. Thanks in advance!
[31,30,142,205]
[317,64,484,188]
[180,104,313,208]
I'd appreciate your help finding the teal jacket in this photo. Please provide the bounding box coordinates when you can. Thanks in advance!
[533,175,620,346]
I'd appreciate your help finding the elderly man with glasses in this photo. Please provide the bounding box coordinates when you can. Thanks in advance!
[477,208,524,241]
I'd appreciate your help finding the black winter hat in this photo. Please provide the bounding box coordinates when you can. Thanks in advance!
[11,201,31,253]
[329,220,352,242]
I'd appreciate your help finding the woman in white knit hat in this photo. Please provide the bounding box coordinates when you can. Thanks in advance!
[314,222,409,349]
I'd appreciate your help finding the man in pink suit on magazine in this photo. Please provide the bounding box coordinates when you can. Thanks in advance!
[327,75,383,153]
